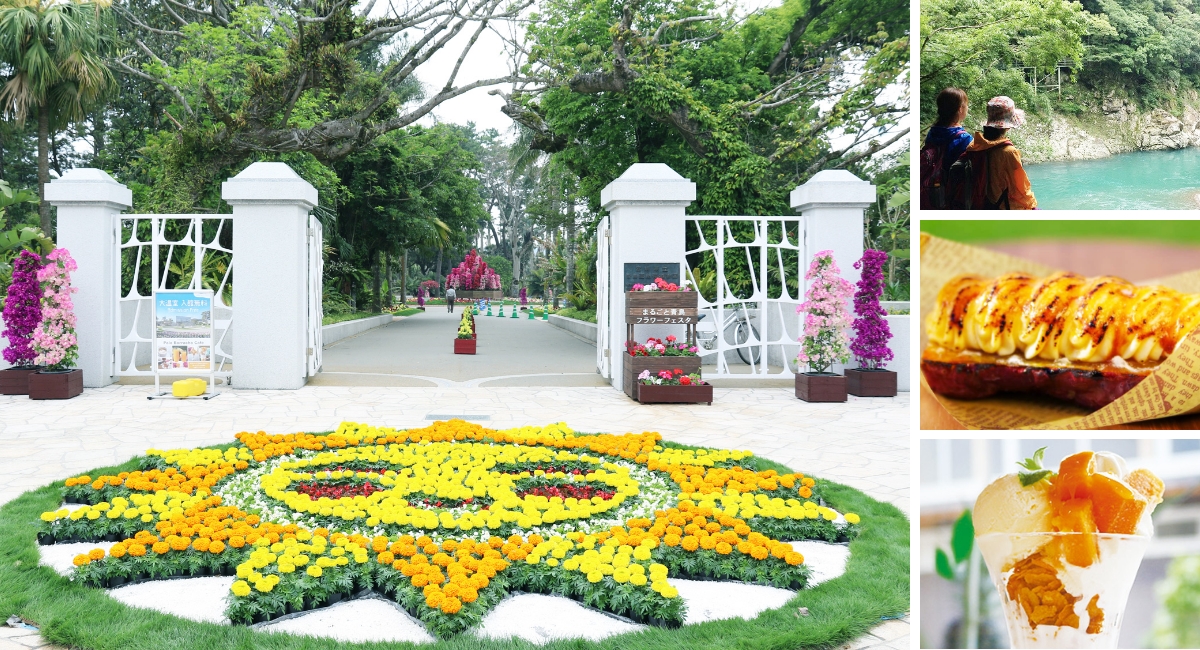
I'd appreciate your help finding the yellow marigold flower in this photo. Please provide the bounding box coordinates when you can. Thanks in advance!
[586,571,603,583]
[845,513,861,525]
[306,565,322,578]
[231,581,252,597]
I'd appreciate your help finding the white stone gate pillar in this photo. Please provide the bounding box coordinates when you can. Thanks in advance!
[46,169,133,387]
[790,169,875,374]
[600,164,696,394]
[222,163,317,389]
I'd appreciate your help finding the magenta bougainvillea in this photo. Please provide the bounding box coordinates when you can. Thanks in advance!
[850,249,893,370]
[445,250,502,291]
[796,250,853,374]
[519,287,527,305]
[31,248,79,370]
[416,287,426,308]
[2,249,45,366]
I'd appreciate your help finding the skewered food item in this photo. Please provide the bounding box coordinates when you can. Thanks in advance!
[922,271,1200,408]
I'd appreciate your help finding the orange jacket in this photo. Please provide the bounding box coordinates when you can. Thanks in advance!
[965,132,1037,210]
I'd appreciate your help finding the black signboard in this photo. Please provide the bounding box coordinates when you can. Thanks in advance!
[624,263,679,292]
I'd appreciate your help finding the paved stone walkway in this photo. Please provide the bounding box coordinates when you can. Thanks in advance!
[314,308,608,387]
[0,384,909,648]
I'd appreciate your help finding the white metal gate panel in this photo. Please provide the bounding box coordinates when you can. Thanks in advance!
[685,217,802,378]
[595,216,610,378]
[306,215,324,377]
[117,215,233,379]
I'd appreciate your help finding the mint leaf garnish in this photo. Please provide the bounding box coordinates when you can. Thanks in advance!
[1017,446,1056,487]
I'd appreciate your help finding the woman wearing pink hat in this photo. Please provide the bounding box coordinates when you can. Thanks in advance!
[961,96,1037,209]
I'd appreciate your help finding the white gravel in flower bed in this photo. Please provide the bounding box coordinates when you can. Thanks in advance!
[109,576,234,624]
[39,539,850,643]
[261,598,435,644]
[474,593,644,644]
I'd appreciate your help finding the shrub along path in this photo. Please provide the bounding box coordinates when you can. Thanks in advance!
[313,307,607,387]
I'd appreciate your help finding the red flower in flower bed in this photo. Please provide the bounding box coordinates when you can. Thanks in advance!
[293,481,382,500]
[513,483,615,501]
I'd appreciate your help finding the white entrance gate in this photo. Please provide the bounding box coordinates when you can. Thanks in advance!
[306,214,324,377]
[117,215,234,381]
[685,216,803,378]
[595,215,611,378]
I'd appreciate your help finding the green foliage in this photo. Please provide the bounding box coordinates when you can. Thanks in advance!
[482,255,513,295]
[920,0,1100,126]
[520,0,909,216]
[934,509,974,581]
[1152,555,1200,648]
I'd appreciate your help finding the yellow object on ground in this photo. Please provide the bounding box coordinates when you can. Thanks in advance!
[171,378,208,397]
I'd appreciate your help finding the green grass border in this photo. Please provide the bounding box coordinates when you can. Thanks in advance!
[0,451,908,650]
[920,220,1200,245]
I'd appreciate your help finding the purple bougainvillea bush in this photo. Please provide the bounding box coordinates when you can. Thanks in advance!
[2,249,45,367]
[31,248,79,371]
[796,250,853,374]
[850,249,893,370]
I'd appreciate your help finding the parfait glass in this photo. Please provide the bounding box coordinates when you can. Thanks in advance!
[976,532,1149,649]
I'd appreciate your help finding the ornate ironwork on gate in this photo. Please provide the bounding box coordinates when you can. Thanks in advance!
[684,217,804,378]
[117,215,234,379]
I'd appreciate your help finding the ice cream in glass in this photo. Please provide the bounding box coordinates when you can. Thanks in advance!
[974,449,1163,648]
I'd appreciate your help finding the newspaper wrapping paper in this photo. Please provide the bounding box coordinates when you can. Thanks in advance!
[920,233,1200,430]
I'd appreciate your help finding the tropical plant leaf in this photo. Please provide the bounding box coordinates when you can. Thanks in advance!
[951,509,974,564]
[935,547,954,581]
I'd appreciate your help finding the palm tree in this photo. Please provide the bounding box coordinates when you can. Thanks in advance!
[0,0,113,236]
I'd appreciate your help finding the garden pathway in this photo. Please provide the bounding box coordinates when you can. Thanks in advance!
[314,307,608,387]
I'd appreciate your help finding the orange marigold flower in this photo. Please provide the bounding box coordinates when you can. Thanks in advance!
[440,596,462,615]
[715,542,733,555]
[799,487,812,499]
[432,552,452,567]
[680,536,699,552]
[699,536,718,551]
[460,588,478,603]
[73,554,91,567]
[378,552,395,565]
[785,551,804,566]
[88,548,106,561]
[426,591,445,609]
[734,524,751,536]
[229,536,246,548]
[109,544,127,559]
[771,543,788,559]
[750,545,769,560]
[192,538,211,552]
[663,533,681,547]
[128,543,147,557]
[412,574,429,587]
[152,542,170,555]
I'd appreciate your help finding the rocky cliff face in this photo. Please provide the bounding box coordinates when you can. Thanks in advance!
[1012,92,1200,163]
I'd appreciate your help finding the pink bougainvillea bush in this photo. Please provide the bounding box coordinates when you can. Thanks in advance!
[796,250,853,374]
[2,249,44,367]
[445,249,502,291]
[31,248,79,371]
[850,249,893,370]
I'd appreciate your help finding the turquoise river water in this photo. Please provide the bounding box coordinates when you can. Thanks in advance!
[1024,147,1200,210]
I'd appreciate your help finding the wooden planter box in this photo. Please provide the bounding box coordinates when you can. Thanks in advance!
[0,367,39,395]
[795,373,846,402]
[454,338,477,355]
[637,384,713,405]
[845,368,897,397]
[455,290,503,301]
[29,369,83,400]
[623,354,701,401]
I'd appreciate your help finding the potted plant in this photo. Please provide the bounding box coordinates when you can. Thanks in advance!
[794,250,852,402]
[1,249,44,394]
[29,248,83,400]
[623,335,701,401]
[445,249,502,300]
[846,249,896,397]
[636,368,712,405]
[453,309,476,355]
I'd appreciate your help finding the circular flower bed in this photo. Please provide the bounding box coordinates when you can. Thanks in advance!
[37,421,864,639]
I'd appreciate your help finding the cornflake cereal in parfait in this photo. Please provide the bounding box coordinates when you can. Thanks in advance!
[974,448,1164,649]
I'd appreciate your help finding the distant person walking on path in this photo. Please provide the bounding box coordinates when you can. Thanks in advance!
[920,87,973,210]
[446,286,456,313]
[961,96,1038,210]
